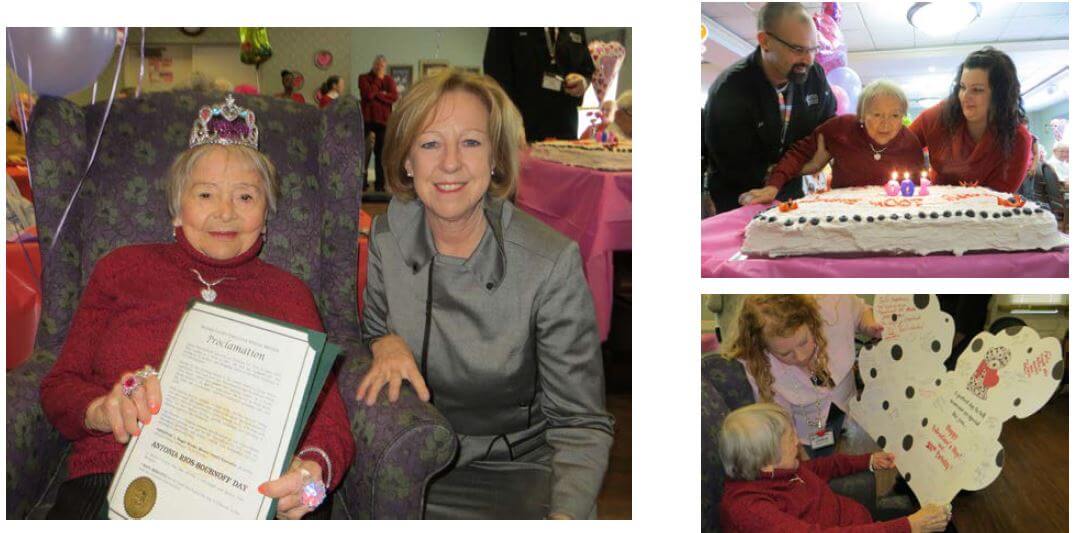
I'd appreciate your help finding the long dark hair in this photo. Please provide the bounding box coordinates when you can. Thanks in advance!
[319,75,342,95]
[943,47,1025,154]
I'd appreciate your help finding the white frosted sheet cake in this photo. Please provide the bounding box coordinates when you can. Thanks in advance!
[530,140,632,171]
[741,185,1067,257]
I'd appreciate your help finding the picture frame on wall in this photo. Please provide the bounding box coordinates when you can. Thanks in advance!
[389,65,413,94]
[420,59,449,78]
[461,66,482,75]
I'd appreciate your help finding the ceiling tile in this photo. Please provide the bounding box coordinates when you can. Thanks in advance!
[1014,2,1069,17]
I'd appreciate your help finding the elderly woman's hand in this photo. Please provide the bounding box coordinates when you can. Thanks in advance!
[355,334,431,406]
[258,457,323,520]
[800,134,832,175]
[870,451,895,470]
[907,503,950,533]
[739,186,779,206]
[84,369,162,443]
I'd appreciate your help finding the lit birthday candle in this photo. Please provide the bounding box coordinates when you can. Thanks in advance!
[919,170,931,196]
[885,171,900,196]
[900,172,915,196]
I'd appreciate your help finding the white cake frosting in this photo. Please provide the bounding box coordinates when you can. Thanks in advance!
[742,185,1067,257]
[529,139,632,171]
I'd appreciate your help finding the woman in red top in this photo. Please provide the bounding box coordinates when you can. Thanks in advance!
[909,47,1032,193]
[275,70,306,104]
[316,75,345,109]
[357,55,398,191]
[39,95,354,519]
[719,403,950,533]
[741,80,924,205]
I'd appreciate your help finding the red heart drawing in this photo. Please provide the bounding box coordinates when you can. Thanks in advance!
[314,50,333,69]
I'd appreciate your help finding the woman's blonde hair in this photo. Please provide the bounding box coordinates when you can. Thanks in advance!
[382,68,525,201]
[723,295,832,402]
[719,402,793,480]
[166,144,279,219]
[857,79,908,120]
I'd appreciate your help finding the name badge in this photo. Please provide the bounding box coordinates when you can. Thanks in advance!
[809,430,835,450]
[542,72,564,92]
[569,32,582,43]
[806,93,819,106]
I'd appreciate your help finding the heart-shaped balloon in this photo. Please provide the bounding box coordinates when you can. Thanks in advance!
[314,50,333,70]
[588,41,626,103]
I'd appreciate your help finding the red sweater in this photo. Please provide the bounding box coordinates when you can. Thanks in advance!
[358,71,398,125]
[768,114,924,190]
[909,100,1032,193]
[40,228,355,489]
[720,453,911,533]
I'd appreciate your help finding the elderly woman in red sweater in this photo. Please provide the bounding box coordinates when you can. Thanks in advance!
[39,95,354,519]
[909,47,1032,193]
[740,80,924,205]
[719,403,950,533]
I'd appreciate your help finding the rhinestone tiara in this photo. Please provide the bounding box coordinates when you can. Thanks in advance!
[189,94,259,149]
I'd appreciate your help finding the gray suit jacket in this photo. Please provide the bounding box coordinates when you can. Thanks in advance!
[362,196,614,519]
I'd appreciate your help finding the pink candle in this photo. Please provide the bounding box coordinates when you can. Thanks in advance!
[885,171,900,196]
[919,171,930,196]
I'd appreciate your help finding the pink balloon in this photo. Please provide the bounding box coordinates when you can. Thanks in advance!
[814,3,848,74]
[831,84,850,115]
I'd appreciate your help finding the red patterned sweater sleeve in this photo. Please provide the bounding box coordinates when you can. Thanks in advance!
[40,253,120,441]
[285,280,355,490]
[767,117,839,189]
[376,76,398,105]
[803,453,871,481]
[725,495,911,533]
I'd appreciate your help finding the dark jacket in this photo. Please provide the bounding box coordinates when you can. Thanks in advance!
[484,28,596,142]
[703,47,836,212]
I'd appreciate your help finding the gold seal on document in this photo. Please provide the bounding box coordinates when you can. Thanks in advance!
[124,476,157,519]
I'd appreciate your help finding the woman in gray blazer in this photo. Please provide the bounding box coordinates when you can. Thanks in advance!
[355,69,614,519]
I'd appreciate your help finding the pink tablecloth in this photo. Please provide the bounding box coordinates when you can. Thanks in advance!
[702,204,1068,277]
[517,156,632,340]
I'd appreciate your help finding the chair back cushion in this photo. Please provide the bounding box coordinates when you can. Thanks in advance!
[27,91,364,354]
[701,354,756,533]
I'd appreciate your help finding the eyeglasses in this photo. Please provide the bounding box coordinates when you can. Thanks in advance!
[766,32,820,55]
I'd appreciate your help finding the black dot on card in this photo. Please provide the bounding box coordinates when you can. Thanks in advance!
[1013,398,1021,407]
[870,368,877,379]
[913,295,930,309]
[903,435,913,451]
[935,379,942,386]
[1005,325,1022,336]
[972,338,983,352]
[882,401,890,410]
[1052,361,1065,380]
[921,418,928,427]
[906,386,915,399]
[1027,347,1033,354]
[904,473,912,482]
[891,345,903,361]
[931,340,941,352]
[877,436,887,448]
[996,450,1004,467]
[892,313,898,322]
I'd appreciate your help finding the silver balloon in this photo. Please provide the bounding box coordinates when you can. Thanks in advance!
[7,27,117,96]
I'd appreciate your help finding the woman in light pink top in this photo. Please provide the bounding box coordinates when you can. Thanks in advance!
[725,295,883,456]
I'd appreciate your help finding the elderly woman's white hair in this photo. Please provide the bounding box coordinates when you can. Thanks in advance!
[718,402,793,481]
[856,79,908,120]
[1053,140,1069,151]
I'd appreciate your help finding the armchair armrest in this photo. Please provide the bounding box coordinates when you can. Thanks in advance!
[333,339,457,519]
[6,349,70,518]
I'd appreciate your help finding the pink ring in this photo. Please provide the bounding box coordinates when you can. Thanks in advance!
[121,375,141,397]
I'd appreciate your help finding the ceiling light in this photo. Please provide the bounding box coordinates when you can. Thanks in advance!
[907,2,981,36]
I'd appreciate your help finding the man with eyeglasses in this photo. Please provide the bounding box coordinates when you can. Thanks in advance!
[704,2,837,214]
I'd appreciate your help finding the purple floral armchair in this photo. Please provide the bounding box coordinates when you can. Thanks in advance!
[6,91,456,519]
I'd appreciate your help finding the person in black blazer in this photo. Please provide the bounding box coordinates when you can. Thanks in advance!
[703,3,836,213]
[484,28,595,142]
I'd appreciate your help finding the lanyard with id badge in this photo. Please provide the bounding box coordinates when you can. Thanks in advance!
[769,344,836,450]
[542,28,564,92]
